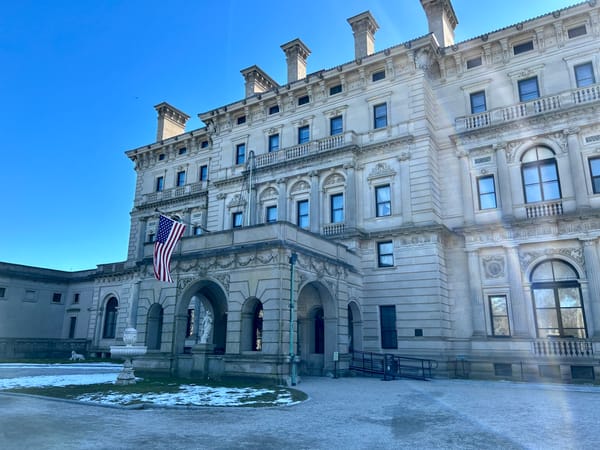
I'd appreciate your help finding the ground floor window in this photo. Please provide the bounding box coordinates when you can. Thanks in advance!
[489,295,510,336]
[379,305,397,349]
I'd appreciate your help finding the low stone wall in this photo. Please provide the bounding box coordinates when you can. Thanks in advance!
[0,338,89,359]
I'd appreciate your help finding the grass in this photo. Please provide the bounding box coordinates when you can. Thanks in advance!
[2,370,308,407]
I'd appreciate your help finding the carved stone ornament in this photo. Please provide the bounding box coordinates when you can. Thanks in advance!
[519,248,584,273]
[368,162,396,180]
[482,255,505,279]
[323,173,345,187]
[291,180,310,193]
[259,187,278,201]
[227,194,247,208]
[214,273,230,293]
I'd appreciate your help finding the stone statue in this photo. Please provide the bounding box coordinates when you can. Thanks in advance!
[200,310,213,344]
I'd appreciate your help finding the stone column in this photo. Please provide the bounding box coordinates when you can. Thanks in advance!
[136,218,147,261]
[494,143,513,219]
[277,178,287,221]
[457,150,474,225]
[504,245,531,337]
[398,152,412,223]
[310,171,320,233]
[466,250,484,336]
[183,209,192,236]
[581,238,600,337]
[129,281,141,328]
[565,128,590,210]
[344,163,356,230]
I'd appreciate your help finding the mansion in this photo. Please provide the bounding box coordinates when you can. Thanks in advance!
[2,0,600,383]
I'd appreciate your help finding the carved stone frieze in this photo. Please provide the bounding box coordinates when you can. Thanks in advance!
[291,180,310,193]
[482,255,505,279]
[227,194,246,208]
[323,173,345,187]
[214,273,230,293]
[519,247,584,272]
[367,162,396,180]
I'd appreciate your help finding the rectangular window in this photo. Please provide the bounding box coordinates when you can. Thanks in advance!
[237,115,246,125]
[470,91,487,114]
[178,147,187,155]
[268,134,280,152]
[477,175,497,210]
[52,293,62,303]
[518,77,540,102]
[329,84,342,95]
[298,95,310,106]
[567,24,587,39]
[489,295,511,336]
[176,170,186,187]
[266,205,277,223]
[24,290,36,302]
[73,293,80,304]
[513,40,534,55]
[372,70,385,82]
[68,317,77,339]
[148,232,155,243]
[330,116,343,136]
[158,153,165,161]
[589,157,600,194]
[375,185,391,217]
[380,305,398,349]
[232,212,243,228]
[268,105,279,115]
[575,62,595,88]
[236,143,246,165]
[297,200,309,228]
[193,226,203,235]
[377,241,394,267]
[156,176,164,192]
[199,165,208,181]
[298,125,310,144]
[373,103,387,129]
[201,140,209,148]
[0,287,5,298]
[330,193,344,223]
[466,56,482,69]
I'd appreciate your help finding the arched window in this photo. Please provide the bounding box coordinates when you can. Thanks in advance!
[146,304,164,350]
[530,259,587,338]
[102,297,118,339]
[252,303,263,351]
[521,146,561,203]
[314,307,324,354]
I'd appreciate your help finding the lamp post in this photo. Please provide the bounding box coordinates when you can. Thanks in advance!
[289,252,298,386]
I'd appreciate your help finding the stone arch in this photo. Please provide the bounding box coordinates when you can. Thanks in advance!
[241,297,263,352]
[146,303,164,351]
[297,280,337,376]
[175,279,228,354]
[347,300,363,352]
[102,295,119,339]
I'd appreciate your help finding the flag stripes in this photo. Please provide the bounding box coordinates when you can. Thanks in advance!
[153,215,186,283]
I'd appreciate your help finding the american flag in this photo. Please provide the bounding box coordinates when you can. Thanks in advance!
[153,215,186,283]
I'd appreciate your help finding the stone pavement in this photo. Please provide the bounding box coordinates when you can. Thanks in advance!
[1,375,599,449]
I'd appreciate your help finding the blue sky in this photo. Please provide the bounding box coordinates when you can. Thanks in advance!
[1,0,578,271]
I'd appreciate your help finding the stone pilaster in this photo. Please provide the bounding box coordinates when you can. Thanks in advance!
[505,245,531,337]
[398,152,412,222]
[310,171,320,233]
[565,128,590,210]
[344,163,356,229]
[581,238,600,337]
[494,143,513,219]
[277,178,287,221]
[457,150,474,225]
[466,250,484,336]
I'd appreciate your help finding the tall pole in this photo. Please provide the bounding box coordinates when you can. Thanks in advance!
[289,252,298,386]
[247,151,254,227]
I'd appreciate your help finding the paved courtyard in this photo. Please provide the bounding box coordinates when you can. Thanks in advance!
[1,372,599,449]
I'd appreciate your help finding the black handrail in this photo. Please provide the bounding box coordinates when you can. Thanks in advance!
[350,350,437,381]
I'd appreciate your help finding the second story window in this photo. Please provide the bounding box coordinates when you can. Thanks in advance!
[521,146,561,203]
[266,205,277,223]
[470,91,487,114]
[73,293,80,304]
[297,200,309,228]
[575,62,595,88]
[513,40,534,55]
[330,193,344,223]
[298,95,310,106]
[269,134,280,152]
[330,116,343,136]
[176,171,186,187]
[589,157,600,194]
[374,103,387,129]
[236,143,246,165]
[477,175,497,210]
[518,77,539,102]
[298,125,310,144]
[178,147,187,155]
[375,185,391,217]
[237,115,246,125]
[156,176,164,192]
[199,165,208,182]
[372,70,385,82]
[232,212,243,228]
[268,105,279,115]
[377,241,394,267]
[329,84,342,95]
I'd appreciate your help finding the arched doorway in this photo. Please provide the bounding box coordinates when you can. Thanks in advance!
[297,281,336,376]
[347,301,363,353]
[175,280,228,355]
[146,304,164,350]
[530,259,587,338]
[241,298,263,352]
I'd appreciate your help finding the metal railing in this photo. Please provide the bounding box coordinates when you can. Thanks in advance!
[456,83,600,132]
[350,350,437,381]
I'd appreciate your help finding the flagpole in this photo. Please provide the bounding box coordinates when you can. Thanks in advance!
[154,208,210,233]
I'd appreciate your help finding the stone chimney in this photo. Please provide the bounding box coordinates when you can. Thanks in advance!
[420,0,458,47]
[240,65,279,98]
[154,102,190,141]
[347,11,379,60]
[280,38,311,83]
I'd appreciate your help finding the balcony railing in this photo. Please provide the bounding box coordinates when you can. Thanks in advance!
[254,132,357,169]
[322,223,346,236]
[141,181,208,205]
[456,83,600,132]
[532,339,594,358]
[525,200,563,218]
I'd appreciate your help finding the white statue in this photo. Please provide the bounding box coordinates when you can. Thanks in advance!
[200,310,213,344]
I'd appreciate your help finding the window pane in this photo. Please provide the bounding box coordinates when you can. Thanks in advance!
[376,185,391,217]
[552,261,577,281]
[561,308,585,329]
[269,134,279,152]
[558,288,581,307]
[331,194,344,223]
[563,328,586,339]
[539,163,558,182]
[493,317,510,336]
[534,289,555,308]
[480,193,497,209]
[298,126,310,144]
[266,206,277,223]
[537,309,559,329]
[374,103,387,129]
[525,185,542,203]
[522,166,540,184]
[518,77,539,101]
[575,62,595,87]
[538,328,560,338]
[470,91,486,113]
[330,116,343,135]
[490,296,508,315]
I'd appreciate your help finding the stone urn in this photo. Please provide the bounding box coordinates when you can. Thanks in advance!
[110,327,147,385]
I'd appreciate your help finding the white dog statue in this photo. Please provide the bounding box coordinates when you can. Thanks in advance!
[70,350,85,361]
